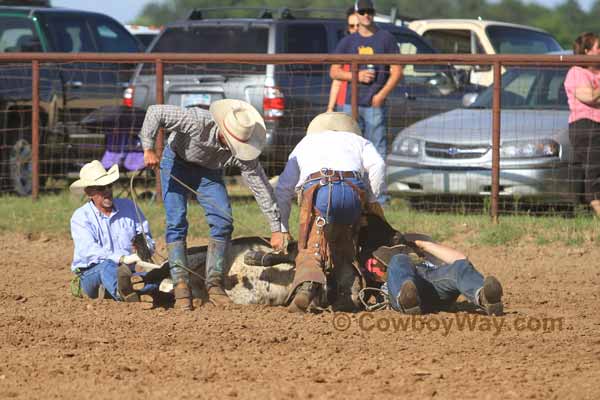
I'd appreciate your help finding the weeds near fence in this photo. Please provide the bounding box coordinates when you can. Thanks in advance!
[1,189,600,248]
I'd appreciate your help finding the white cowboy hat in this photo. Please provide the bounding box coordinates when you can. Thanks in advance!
[69,160,120,193]
[306,112,362,136]
[209,99,266,161]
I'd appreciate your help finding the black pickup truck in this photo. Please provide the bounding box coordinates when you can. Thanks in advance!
[0,5,142,195]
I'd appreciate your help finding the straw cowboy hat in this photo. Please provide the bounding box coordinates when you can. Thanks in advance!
[209,99,266,161]
[306,112,361,136]
[69,160,120,193]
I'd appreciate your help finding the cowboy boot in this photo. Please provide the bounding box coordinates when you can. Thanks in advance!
[478,276,504,316]
[206,238,233,306]
[397,280,422,315]
[167,241,193,311]
[288,281,321,313]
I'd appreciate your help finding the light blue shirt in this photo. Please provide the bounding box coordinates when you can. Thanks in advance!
[70,198,155,272]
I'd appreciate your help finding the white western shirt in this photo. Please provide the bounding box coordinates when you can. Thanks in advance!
[275,130,385,232]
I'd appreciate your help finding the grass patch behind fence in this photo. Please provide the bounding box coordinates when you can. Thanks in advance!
[1,189,599,247]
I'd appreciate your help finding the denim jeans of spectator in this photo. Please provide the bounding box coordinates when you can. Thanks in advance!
[341,104,388,160]
[386,254,484,312]
[79,259,120,300]
[340,104,389,204]
[303,177,365,225]
[160,145,233,244]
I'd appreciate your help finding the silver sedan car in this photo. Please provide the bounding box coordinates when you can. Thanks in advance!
[386,66,582,204]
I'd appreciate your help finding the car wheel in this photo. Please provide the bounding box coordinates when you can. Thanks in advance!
[9,138,33,196]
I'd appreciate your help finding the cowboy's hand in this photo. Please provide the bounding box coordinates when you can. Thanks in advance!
[270,231,285,251]
[143,149,160,169]
[120,254,141,265]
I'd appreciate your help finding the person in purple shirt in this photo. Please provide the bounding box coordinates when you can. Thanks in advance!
[330,0,402,203]
[70,160,155,302]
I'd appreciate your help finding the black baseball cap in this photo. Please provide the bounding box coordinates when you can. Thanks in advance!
[354,0,375,12]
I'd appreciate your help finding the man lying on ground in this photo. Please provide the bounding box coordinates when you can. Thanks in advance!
[366,236,504,316]
[69,160,156,302]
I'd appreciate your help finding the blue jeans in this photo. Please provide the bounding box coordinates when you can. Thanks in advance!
[341,104,387,160]
[160,145,233,243]
[304,177,364,225]
[386,254,484,313]
[79,260,120,300]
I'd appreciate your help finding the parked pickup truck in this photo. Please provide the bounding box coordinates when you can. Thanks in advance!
[407,19,562,87]
[0,5,142,195]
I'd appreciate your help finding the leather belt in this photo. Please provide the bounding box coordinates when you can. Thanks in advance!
[307,169,358,181]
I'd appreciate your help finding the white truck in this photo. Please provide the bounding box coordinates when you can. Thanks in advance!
[407,19,563,86]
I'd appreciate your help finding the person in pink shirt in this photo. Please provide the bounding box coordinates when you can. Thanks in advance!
[564,32,600,216]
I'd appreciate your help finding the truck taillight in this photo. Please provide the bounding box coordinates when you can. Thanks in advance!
[122,86,134,108]
[263,86,284,120]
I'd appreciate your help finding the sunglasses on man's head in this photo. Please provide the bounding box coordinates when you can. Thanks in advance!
[357,8,375,16]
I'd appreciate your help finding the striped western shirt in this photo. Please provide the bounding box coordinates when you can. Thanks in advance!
[139,105,281,232]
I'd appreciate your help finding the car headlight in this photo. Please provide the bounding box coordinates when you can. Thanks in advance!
[392,137,420,157]
[500,140,559,158]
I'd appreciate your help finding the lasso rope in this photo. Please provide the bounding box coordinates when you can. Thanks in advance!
[358,287,390,312]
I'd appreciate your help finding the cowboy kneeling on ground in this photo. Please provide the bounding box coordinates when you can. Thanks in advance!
[275,112,386,313]
[70,160,158,303]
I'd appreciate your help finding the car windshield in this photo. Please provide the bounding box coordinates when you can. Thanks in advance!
[470,67,568,110]
[486,26,562,54]
[141,25,269,75]
[0,16,42,52]
[392,33,436,54]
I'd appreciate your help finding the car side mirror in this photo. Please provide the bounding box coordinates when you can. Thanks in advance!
[462,93,478,107]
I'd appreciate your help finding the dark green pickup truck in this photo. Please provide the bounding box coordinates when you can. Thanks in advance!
[0,5,141,194]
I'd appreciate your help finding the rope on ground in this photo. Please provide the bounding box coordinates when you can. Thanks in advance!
[358,287,390,312]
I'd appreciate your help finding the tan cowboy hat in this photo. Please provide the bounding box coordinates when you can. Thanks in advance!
[306,112,361,136]
[209,99,266,161]
[69,160,119,193]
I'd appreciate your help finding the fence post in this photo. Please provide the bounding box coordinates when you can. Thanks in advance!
[155,59,164,202]
[351,62,358,122]
[491,61,502,224]
[31,60,40,200]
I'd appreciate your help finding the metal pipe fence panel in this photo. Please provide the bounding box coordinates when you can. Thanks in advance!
[0,53,598,219]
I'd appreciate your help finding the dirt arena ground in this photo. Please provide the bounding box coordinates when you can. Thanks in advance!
[1,232,599,399]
